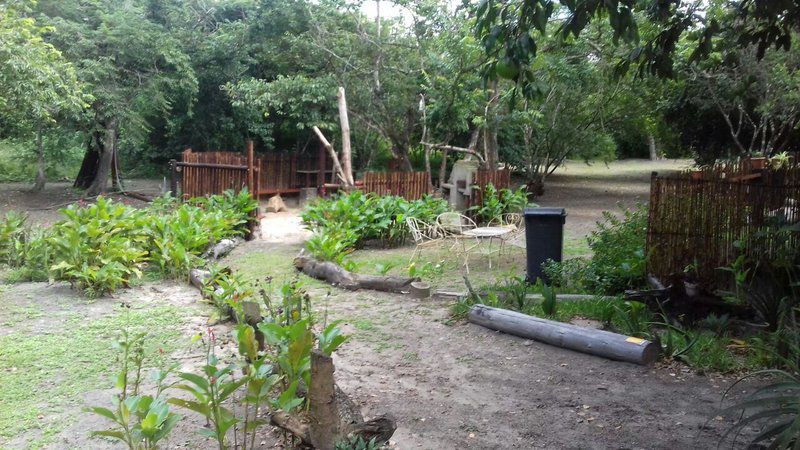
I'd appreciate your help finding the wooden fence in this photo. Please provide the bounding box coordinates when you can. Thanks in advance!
[174,144,332,199]
[469,168,512,208]
[646,160,800,288]
[174,148,259,199]
[362,171,432,200]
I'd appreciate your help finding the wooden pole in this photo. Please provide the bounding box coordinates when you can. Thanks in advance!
[246,140,255,196]
[317,142,326,187]
[313,126,348,185]
[468,304,660,365]
[169,159,179,197]
[337,87,355,185]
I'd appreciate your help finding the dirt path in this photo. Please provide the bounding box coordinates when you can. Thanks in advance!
[222,238,753,450]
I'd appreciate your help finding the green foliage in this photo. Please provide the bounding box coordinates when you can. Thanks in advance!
[613,301,652,339]
[302,191,450,250]
[470,183,530,224]
[335,435,380,450]
[87,330,181,450]
[719,370,800,449]
[306,230,357,264]
[540,282,557,317]
[2,191,255,296]
[407,261,444,280]
[586,204,648,294]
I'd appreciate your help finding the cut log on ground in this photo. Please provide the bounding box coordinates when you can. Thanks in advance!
[202,238,242,260]
[189,268,212,291]
[468,304,659,365]
[294,254,419,293]
[409,281,431,299]
[270,351,396,449]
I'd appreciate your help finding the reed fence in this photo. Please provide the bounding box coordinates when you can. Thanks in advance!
[646,159,800,288]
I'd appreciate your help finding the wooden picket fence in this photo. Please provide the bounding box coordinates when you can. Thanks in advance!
[646,159,800,288]
[362,171,431,200]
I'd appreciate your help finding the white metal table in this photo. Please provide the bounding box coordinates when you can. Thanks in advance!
[462,226,514,269]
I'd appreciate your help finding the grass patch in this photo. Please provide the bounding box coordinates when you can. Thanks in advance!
[0,304,187,447]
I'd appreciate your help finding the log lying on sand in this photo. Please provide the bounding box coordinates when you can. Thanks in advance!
[271,351,396,450]
[294,254,419,293]
[468,304,659,365]
[202,238,242,260]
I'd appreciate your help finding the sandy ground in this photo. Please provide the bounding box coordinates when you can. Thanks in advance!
[2,159,764,449]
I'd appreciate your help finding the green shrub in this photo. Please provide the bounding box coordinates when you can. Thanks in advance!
[470,183,530,224]
[306,230,358,264]
[0,211,29,266]
[587,203,648,294]
[3,190,256,296]
[301,191,449,249]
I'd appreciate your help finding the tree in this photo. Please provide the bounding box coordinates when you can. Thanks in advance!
[473,0,800,84]
[0,1,86,191]
[35,0,197,195]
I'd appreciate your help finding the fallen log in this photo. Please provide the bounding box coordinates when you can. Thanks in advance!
[294,254,419,293]
[202,238,242,260]
[468,304,659,365]
[271,351,396,449]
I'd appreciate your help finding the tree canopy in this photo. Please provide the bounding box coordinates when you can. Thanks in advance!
[0,0,796,192]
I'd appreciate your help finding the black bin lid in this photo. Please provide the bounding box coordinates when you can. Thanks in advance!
[524,207,566,217]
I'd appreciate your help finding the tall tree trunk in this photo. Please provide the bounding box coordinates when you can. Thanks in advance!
[483,81,500,169]
[337,87,355,185]
[74,127,103,189]
[32,124,46,192]
[648,134,658,160]
[85,118,117,196]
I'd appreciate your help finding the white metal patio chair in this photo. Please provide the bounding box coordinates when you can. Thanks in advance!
[436,212,480,272]
[405,217,443,263]
[488,212,524,254]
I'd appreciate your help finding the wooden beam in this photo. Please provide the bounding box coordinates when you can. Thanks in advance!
[337,87,355,185]
[420,141,485,162]
[313,126,349,185]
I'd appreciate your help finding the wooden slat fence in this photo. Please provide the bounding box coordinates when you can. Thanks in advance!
[175,147,332,198]
[362,171,431,200]
[469,168,512,208]
[647,159,800,288]
[176,149,259,199]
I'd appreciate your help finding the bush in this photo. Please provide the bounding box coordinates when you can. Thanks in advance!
[545,204,647,295]
[301,191,449,249]
[587,203,648,293]
[470,183,530,224]
[2,190,257,296]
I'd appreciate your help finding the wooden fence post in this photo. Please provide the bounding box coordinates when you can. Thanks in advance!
[246,140,255,197]
[169,159,179,197]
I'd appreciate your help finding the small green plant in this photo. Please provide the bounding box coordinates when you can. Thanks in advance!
[614,301,652,338]
[306,230,357,264]
[586,203,648,294]
[169,328,247,450]
[87,329,181,450]
[407,260,444,279]
[470,183,530,224]
[335,435,381,450]
[718,369,800,448]
[540,282,557,316]
[699,313,732,337]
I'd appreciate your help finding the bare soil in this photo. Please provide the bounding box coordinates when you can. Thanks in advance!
[1,160,762,450]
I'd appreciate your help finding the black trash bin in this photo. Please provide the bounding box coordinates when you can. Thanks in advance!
[524,207,566,283]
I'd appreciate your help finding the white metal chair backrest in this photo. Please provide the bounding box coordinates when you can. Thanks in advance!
[437,212,477,235]
[406,217,439,243]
